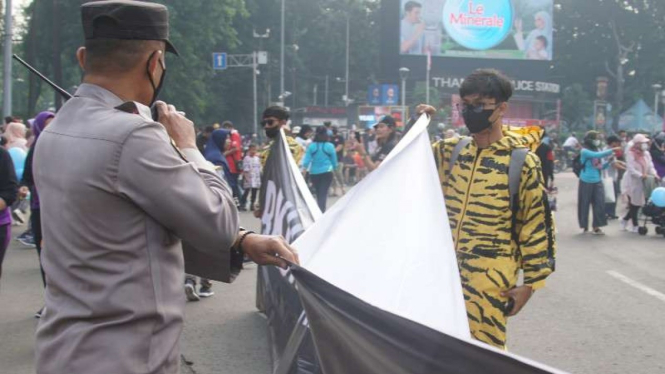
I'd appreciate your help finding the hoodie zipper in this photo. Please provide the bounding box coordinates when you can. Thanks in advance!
[455,149,482,251]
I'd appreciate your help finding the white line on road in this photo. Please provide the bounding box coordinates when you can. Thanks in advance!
[607,270,665,303]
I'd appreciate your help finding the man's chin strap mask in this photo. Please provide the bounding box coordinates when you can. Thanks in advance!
[146,51,166,107]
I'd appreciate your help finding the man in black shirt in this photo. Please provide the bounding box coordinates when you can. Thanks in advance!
[357,115,399,171]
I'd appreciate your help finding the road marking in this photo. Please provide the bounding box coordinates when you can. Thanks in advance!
[607,270,665,303]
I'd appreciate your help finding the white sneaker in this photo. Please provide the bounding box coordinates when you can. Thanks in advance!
[12,209,25,224]
[630,227,639,233]
[620,220,629,231]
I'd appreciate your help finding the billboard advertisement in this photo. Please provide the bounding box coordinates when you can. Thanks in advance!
[368,85,383,105]
[399,0,553,61]
[368,84,401,106]
[382,84,400,105]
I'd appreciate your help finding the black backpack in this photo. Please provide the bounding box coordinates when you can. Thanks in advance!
[572,154,584,177]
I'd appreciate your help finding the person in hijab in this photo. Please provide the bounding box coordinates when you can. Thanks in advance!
[649,132,665,179]
[203,128,234,184]
[185,128,236,301]
[20,111,54,317]
[4,122,28,152]
[514,11,553,60]
[621,134,659,232]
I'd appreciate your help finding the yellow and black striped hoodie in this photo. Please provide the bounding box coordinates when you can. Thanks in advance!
[433,126,556,349]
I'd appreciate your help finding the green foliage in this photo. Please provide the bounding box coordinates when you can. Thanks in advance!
[554,0,665,132]
[561,83,593,132]
[9,0,380,133]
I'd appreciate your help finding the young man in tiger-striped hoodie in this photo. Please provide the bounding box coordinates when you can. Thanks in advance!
[428,69,556,349]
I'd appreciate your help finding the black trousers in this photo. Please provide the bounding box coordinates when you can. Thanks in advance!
[310,172,333,212]
[623,203,641,227]
[240,188,259,208]
[31,209,45,287]
[0,223,11,279]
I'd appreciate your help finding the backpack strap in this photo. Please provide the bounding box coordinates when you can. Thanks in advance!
[448,137,473,175]
[509,148,529,246]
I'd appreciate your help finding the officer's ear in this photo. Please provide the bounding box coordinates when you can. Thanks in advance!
[147,50,164,79]
[76,47,87,70]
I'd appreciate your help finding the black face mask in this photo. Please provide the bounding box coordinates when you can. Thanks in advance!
[147,51,166,107]
[265,126,280,139]
[462,106,498,134]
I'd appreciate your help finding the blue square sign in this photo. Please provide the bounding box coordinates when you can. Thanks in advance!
[212,52,227,70]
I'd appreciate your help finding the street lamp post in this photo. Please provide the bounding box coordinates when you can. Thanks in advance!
[344,14,350,107]
[653,84,663,117]
[280,0,285,98]
[253,29,270,136]
[3,0,13,117]
[325,75,329,107]
[399,67,410,108]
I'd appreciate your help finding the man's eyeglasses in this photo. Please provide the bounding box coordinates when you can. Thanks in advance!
[458,102,500,114]
[261,119,276,127]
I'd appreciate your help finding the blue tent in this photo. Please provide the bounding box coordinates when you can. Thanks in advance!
[619,99,664,132]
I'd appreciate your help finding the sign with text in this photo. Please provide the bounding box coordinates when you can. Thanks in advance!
[399,0,553,61]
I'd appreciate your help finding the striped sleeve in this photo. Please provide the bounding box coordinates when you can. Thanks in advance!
[517,153,556,290]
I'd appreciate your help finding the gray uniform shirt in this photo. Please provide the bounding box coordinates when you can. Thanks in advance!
[34,83,239,374]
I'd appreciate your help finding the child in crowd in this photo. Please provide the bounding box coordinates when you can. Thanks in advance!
[240,144,261,211]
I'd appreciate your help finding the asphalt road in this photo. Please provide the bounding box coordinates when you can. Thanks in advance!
[1,173,664,373]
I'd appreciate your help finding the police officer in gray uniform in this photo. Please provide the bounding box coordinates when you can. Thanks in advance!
[34,1,298,373]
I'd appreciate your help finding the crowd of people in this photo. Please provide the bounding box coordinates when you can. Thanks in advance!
[0,2,654,368]
[539,129,665,235]
[0,113,54,318]
[194,115,400,216]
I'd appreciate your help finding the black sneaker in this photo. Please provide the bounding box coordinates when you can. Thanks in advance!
[198,286,214,298]
[18,235,36,248]
[35,307,45,319]
[17,230,32,241]
[184,282,200,302]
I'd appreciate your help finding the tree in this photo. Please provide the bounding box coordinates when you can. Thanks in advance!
[561,83,593,133]
[12,0,381,130]
[553,0,665,132]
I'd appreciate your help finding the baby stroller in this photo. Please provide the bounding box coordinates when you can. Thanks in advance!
[638,187,665,237]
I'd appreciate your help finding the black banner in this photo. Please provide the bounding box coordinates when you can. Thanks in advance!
[257,131,321,374]
[291,265,562,374]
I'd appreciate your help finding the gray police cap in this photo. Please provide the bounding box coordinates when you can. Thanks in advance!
[81,0,179,55]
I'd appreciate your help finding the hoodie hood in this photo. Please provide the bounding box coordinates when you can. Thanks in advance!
[486,125,543,152]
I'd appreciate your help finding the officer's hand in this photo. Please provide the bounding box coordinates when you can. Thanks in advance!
[242,234,300,269]
[501,285,534,316]
[155,101,197,149]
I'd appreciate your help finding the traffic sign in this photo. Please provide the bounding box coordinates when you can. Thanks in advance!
[212,52,227,70]
[258,51,268,65]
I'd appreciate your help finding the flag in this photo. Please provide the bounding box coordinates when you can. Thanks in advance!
[256,129,322,374]
[289,115,566,374]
